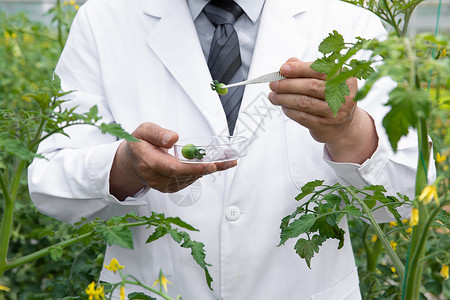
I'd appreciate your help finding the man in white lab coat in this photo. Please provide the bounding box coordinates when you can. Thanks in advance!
[28,0,426,299]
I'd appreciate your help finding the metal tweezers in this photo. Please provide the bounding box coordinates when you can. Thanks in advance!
[220,71,286,89]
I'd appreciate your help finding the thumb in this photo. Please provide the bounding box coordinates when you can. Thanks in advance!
[133,122,179,149]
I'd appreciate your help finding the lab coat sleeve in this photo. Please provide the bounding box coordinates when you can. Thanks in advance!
[323,8,436,222]
[28,5,147,224]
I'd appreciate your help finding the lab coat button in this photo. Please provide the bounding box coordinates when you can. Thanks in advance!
[225,206,240,221]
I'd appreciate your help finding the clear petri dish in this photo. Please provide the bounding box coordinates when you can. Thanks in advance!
[174,136,248,163]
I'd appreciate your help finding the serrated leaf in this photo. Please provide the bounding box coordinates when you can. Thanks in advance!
[99,123,138,142]
[344,205,363,217]
[169,229,183,243]
[294,235,323,268]
[310,217,345,248]
[179,237,213,290]
[279,214,316,245]
[128,292,157,300]
[311,57,335,74]
[348,59,375,80]
[146,226,168,244]
[324,194,342,206]
[383,86,430,151]
[324,81,350,116]
[295,180,324,201]
[338,190,351,205]
[0,133,43,162]
[364,199,377,209]
[165,216,198,231]
[432,209,450,230]
[319,30,345,54]
[101,226,134,249]
[50,246,63,261]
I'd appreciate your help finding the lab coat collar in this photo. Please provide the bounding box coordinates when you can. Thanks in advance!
[142,0,229,136]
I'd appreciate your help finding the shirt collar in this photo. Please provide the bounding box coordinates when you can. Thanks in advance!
[187,0,265,24]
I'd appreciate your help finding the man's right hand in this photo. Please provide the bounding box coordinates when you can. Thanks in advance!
[109,122,237,200]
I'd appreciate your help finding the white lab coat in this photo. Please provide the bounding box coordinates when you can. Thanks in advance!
[28,0,429,299]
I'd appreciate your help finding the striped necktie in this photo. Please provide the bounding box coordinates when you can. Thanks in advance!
[204,0,244,135]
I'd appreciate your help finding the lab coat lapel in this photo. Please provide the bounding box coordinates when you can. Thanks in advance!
[142,0,228,136]
[234,0,313,142]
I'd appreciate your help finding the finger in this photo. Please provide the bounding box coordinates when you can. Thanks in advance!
[214,160,237,171]
[280,59,326,80]
[270,77,326,99]
[269,92,333,118]
[133,122,179,149]
[145,148,219,178]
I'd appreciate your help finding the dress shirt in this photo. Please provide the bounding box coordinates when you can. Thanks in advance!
[187,0,266,81]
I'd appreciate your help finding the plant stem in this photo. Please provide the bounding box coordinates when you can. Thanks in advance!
[0,160,26,277]
[346,187,405,280]
[3,231,93,271]
[0,174,13,278]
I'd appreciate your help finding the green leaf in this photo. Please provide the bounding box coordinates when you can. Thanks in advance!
[294,235,323,268]
[295,180,324,201]
[319,30,345,54]
[311,57,335,74]
[0,133,43,162]
[49,245,63,261]
[165,216,198,231]
[338,190,351,205]
[179,237,213,290]
[344,205,363,217]
[324,81,350,116]
[310,217,345,249]
[99,123,138,142]
[279,214,316,245]
[146,226,168,244]
[324,194,341,206]
[424,281,443,296]
[128,292,157,300]
[348,59,375,80]
[432,209,450,230]
[101,226,134,249]
[364,198,376,209]
[382,86,430,151]
[169,229,183,243]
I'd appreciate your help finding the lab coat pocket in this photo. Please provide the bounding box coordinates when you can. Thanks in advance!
[284,118,335,189]
[310,268,361,300]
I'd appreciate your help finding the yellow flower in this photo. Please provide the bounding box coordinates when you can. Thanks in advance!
[75,5,80,10]
[391,266,398,278]
[406,227,412,234]
[389,221,397,228]
[85,282,105,300]
[152,270,172,293]
[10,32,17,39]
[104,258,125,274]
[370,235,378,242]
[0,285,11,292]
[418,185,439,205]
[120,286,126,300]
[409,208,419,227]
[69,0,76,5]
[418,185,439,206]
[390,240,397,251]
[440,265,449,280]
[436,153,447,163]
